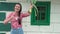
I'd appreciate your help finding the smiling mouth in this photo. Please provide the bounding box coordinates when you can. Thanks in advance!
[15,8,19,10]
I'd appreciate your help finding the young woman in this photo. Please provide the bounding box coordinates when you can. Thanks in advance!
[3,3,33,34]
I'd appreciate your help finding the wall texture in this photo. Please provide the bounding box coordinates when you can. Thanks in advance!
[0,0,60,34]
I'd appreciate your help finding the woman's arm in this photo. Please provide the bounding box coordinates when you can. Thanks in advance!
[3,16,13,24]
[3,13,14,24]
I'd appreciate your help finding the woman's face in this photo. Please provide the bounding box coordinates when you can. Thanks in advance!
[14,4,20,12]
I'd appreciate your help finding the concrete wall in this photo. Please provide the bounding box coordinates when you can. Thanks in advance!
[0,0,60,34]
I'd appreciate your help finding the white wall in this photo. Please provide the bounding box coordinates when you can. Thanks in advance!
[0,0,60,34]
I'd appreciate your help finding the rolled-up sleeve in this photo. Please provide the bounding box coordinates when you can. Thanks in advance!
[6,13,13,19]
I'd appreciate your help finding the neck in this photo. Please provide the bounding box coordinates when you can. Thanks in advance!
[14,12,19,16]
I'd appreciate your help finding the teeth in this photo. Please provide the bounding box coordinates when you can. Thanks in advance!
[15,9,19,10]
[17,9,19,10]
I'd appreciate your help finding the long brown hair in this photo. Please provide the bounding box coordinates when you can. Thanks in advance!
[16,3,22,25]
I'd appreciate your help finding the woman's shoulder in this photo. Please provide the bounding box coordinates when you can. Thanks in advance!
[8,12,14,16]
[7,12,13,18]
[8,12,13,15]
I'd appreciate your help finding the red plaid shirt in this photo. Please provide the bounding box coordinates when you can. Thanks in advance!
[7,12,30,29]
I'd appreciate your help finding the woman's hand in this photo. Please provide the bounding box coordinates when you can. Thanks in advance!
[28,3,33,14]
[29,3,33,9]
